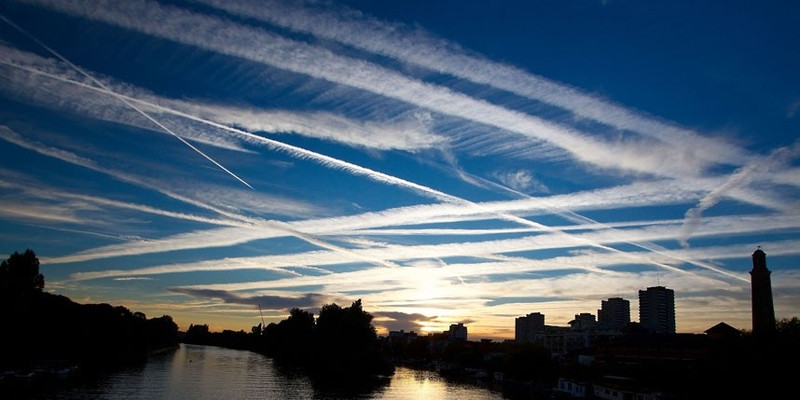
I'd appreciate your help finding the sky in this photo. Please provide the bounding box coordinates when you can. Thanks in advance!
[0,0,798,340]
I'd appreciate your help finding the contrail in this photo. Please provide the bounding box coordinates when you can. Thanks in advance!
[21,0,715,178]
[484,174,745,279]
[196,0,750,168]
[679,139,800,247]
[0,124,254,225]
[0,175,246,227]
[410,156,747,280]
[0,56,463,203]
[0,13,254,190]
[72,231,783,283]
[9,60,768,284]
[1,59,713,278]
[1,123,398,268]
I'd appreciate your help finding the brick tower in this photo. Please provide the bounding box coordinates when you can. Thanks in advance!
[750,247,776,337]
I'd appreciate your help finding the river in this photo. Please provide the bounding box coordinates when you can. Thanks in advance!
[7,344,540,399]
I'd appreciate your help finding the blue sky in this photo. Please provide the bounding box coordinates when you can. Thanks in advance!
[0,0,798,339]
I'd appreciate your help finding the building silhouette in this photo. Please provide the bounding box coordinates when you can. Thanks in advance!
[448,323,468,341]
[515,312,545,343]
[569,313,598,330]
[638,286,675,334]
[750,247,776,337]
[598,297,630,330]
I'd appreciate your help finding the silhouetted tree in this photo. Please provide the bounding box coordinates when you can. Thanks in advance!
[147,315,179,351]
[267,307,315,362]
[0,249,44,297]
[777,316,800,336]
[184,323,211,344]
[311,299,394,377]
[251,300,393,377]
[1,249,178,371]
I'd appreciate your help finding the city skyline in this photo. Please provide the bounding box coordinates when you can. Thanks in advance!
[1,0,799,339]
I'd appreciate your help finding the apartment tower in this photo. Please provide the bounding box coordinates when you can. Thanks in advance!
[515,312,545,343]
[598,297,631,330]
[638,286,675,334]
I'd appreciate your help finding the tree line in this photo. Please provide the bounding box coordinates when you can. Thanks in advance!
[0,249,179,372]
[183,299,395,379]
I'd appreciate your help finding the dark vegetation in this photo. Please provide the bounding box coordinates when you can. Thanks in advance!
[0,249,179,374]
[183,299,395,379]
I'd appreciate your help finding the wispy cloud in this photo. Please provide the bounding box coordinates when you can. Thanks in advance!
[70,228,800,284]
[0,45,439,154]
[0,15,255,190]
[113,277,154,281]
[492,170,549,193]
[680,139,800,247]
[196,0,752,170]
[22,0,745,179]
[0,127,319,225]
[173,103,444,151]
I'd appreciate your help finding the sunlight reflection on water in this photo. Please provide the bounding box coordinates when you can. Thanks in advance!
[23,344,510,400]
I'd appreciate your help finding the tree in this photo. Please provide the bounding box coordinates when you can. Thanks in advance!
[256,300,393,377]
[777,316,800,337]
[252,322,263,336]
[312,299,393,377]
[0,249,45,297]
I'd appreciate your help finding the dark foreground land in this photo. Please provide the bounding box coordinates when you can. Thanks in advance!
[183,308,800,400]
[1,250,179,381]
[3,249,800,399]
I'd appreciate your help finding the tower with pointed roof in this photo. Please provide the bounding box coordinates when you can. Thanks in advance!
[750,247,776,337]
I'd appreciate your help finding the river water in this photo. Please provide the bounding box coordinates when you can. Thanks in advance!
[9,344,527,399]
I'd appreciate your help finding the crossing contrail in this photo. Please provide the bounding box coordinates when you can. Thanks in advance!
[0,13,254,190]
[1,57,721,279]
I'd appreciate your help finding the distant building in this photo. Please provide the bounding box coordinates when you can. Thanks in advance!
[514,312,599,354]
[638,286,675,334]
[598,297,630,330]
[704,322,741,339]
[750,247,776,337]
[448,323,468,341]
[388,329,418,345]
[569,313,598,330]
[515,312,545,343]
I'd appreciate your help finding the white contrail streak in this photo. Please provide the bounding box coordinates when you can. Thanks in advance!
[0,175,245,227]
[198,0,750,167]
[85,75,694,274]
[0,41,745,278]
[0,57,468,203]
[21,0,719,178]
[73,233,789,283]
[460,170,739,282]
[0,13,254,190]
[679,139,800,247]
[0,125,399,268]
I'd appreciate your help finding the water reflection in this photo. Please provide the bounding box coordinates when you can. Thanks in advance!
[7,344,508,400]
